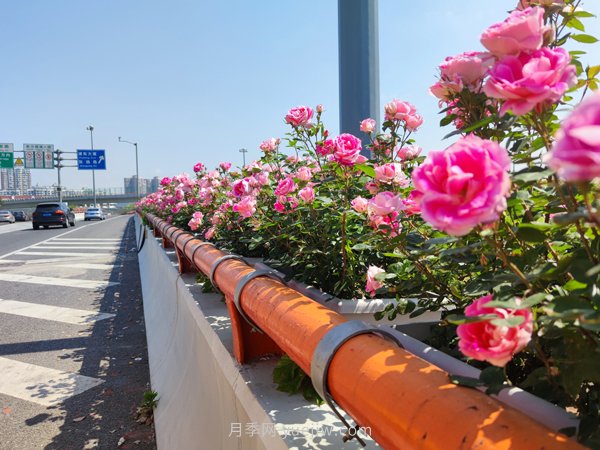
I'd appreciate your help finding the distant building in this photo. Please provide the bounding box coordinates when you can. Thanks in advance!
[150,176,159,193]
[0,168,32,192]
[124,175,159,196]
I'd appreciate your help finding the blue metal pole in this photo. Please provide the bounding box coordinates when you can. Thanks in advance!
[338,0,380,156]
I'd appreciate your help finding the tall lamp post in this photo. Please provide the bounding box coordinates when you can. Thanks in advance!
[118,137,139,199]
[239,148,248,167]
[86,126,96,206]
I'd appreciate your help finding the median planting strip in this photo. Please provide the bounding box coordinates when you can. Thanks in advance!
[142,212,582,450]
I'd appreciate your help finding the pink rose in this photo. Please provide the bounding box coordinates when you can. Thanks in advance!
[204,227,215,240]
[430,52,495,100]
[233,196,257,218]
[232,178,251,197]
[260,138,280,153]
[544,92,600,182]
[274,196,298,214]
[365,266,385,298]
[274,177,297,196]
[188,211,204,231]
[360,118,376,133]
[316,138,336,156]
[365,181,379,195]
[396,144,422,161]
[483,47,576,116]
[333,133,367,166]
[220,162,232,171]
[193,162,205,173]
[295,166,313,181]
[481,7,551,57]
[285,106,313,127]
[374,163,409,187]
[160,177,171,186]
[404,113,424,131]
[351,196,369,213]
[367,191,403,216]
[411,135,511,236]
[384,99,416,122]
[457,295,533,367]
[298,186,315,203]
[400,191,422,217]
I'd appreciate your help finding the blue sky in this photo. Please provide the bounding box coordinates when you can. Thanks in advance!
[2,1,599,190]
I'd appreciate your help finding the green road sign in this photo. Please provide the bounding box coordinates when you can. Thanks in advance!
[0,151,14,168]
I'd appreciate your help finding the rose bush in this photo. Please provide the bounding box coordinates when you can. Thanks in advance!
[138,1,600,444]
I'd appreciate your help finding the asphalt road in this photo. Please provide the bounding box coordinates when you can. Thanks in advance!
[0,215,155,449]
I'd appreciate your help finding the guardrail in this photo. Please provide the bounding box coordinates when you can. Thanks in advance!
[143,212,582,450]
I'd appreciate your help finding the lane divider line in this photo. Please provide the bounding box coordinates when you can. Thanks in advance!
[0,357,104,406]
[0,299,115,325]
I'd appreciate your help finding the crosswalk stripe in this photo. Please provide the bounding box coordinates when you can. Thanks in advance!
[33,246,119,250]
[0,299,115,325]
[54,263,116,270]
[50,238,121,242]
[17,251,117,257]
[0,273,119,289]
[41,242,119,246]
[0,357,104,406]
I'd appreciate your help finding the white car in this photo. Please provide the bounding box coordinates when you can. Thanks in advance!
[0,210,15,223]
[84,207,106,221]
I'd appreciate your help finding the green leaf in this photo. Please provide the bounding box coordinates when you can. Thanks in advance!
[351,243,372,251]
[566,17,585,31]
[512,167,553,184]
[490,316,525,327]
[516,224,548,243]
[461,116,495,133]
[563,279,588,291]
[570,34,599,44]
[446,313,497,325]
[553,295,594,313]
[520,292,551,307]
[587,65,600,79]
[573,11,595,18]
[354,163,375,178]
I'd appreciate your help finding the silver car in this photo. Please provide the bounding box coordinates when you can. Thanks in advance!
[0,210,15,223]
[84,207,106,221]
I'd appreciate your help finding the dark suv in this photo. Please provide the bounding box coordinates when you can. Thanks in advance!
[32,203,76,229]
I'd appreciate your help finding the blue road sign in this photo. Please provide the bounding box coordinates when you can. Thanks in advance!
[77,149,106,170]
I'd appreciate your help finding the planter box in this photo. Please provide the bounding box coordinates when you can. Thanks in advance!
[140,216,580,448]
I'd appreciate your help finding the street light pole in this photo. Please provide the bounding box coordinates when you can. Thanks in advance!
[86,125,96,206]
[118,137,139,199]
[239,148,248,167]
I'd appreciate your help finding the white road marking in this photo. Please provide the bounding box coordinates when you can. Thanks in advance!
[54,263,116,270]
[0,299,115,325]
[0,226,91,260]
[17,251,116,257]
[0,273,119,289]
[0,256,99,265]
[49,238,121,242]
[0,357,104,406]
[41,242,120,246]
[32,246,119,250]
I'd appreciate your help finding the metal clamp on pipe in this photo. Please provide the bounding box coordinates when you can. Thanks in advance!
[189,242,216,263]
[310,320,404,447]
[180,234,198,255]
[233,269,286,333]
[166,225,179,242]
[210,254,248,292]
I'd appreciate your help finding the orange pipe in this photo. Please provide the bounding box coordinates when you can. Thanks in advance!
[144,214,583,450]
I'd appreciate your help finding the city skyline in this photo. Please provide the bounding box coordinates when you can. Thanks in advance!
[2,1,599,191]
